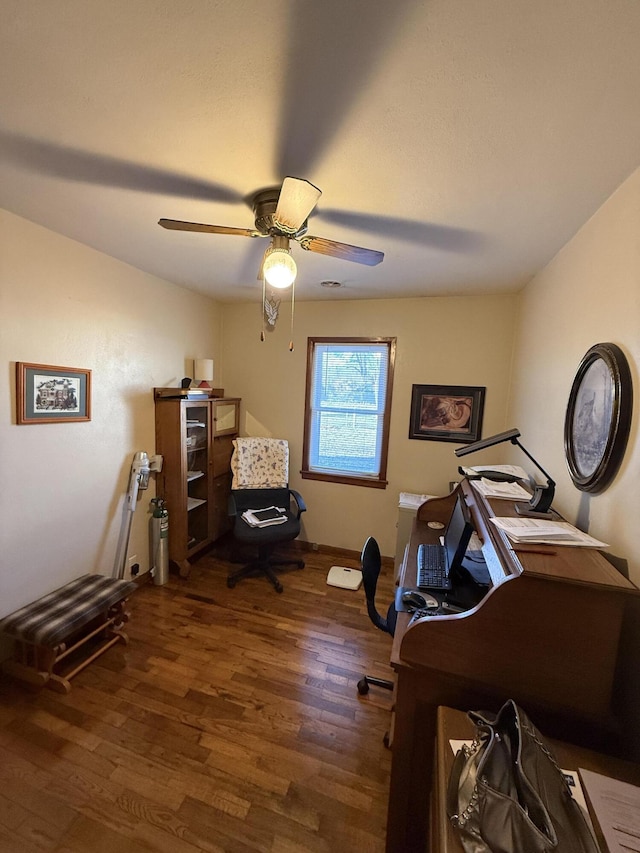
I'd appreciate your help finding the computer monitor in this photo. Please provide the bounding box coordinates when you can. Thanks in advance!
[443,495,474,578]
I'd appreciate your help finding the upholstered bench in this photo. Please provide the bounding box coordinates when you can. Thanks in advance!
[0,574,137,693]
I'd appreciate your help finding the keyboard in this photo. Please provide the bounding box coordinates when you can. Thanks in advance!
[408,606,441,625]
[417,543,452,590]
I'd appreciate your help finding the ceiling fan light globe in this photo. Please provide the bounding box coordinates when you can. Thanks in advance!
[263,248,296,289]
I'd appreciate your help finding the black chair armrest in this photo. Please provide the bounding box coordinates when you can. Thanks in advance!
[289,490,307,517]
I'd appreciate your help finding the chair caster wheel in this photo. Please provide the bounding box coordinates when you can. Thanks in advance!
[357,678,369,695]
[275,584,283,593]
[296,560,304,569]
[227,578,236,589]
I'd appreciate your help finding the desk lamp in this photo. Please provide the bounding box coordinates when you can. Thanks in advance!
[455,428,556,517]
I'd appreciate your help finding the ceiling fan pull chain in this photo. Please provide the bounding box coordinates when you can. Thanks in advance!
[289,280,295,352]
[261,276,266,342]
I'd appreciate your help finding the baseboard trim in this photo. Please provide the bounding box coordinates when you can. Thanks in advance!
[293,539,394,569]
[206,533,393,571]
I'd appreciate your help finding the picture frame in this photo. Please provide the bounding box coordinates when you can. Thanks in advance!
[564,342,632,494]
[409,384,485,443]
[16,362,91,425]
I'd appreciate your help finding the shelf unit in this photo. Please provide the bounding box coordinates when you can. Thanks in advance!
[154,395,240,577]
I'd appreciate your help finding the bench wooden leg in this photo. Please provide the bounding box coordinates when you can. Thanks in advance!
[48,631,128,694]
[2,654,50,689]
[2,600,132,693]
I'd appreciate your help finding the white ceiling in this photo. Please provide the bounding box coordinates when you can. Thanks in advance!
[2,0,640,303]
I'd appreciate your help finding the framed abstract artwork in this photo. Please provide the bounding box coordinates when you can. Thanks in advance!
[409,384,485,443]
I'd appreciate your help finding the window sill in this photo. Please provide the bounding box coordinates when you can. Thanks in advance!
[301,470,388,489]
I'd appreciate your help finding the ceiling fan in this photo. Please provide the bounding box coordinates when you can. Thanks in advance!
[159,176,384,288]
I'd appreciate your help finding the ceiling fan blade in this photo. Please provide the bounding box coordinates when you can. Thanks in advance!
[276,2,415,177]
[318,208,485,252]
[274,177,321,234]
[0,131,243,203]
[158,219,260,238]
[299,235,384,266]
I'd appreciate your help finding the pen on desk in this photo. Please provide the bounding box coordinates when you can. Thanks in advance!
[514,547,558,556]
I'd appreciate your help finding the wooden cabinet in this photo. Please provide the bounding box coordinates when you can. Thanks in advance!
[154,396,240,577]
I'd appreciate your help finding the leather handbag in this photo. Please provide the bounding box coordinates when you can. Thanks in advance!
[446,700,600,853]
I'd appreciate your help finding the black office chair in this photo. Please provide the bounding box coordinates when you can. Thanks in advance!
[357,536,397,695]
[227,487,306,593]
[227,438,306,593]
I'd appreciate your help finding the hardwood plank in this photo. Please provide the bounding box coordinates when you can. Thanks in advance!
[0,826,46,853]
[0,547,394,851]
[59,813,154,853]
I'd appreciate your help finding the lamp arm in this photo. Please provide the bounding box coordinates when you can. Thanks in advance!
[510,437,556,515]
[454,428,556,516]
[511,438,555,487]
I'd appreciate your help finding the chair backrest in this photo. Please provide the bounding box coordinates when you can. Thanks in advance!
[231,437,289,490]
[360,536,391,634]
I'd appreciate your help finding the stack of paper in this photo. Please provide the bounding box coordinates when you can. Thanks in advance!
[241,506,288,527]
[490,517,608,548]
[579,768,640,853]
[472,478,533,500]
[459,464,529,481]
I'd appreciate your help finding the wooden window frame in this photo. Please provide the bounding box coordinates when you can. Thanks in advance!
[301,337,396,489]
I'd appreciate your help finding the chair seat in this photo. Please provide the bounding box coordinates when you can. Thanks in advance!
[230,487,303,546]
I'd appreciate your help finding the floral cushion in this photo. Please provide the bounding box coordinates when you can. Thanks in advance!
[231,438,289,489]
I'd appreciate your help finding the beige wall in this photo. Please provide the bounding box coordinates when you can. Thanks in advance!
[508,166,640,584]
[221,294,518,558]
[508,166,640,757]
[0,210,222,617]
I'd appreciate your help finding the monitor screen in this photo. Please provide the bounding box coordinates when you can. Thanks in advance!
[444,495,474,576]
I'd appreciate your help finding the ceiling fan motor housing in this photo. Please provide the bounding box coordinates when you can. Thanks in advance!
[252,189,308,238]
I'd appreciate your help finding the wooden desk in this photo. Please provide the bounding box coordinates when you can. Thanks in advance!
[386,481,637,853]
[433,706,640,853]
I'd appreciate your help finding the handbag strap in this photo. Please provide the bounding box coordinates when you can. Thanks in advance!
[447,744,479,825]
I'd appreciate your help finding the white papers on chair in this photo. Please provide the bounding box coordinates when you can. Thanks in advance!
[490,517,608,548]
[241,506,287,527]
[472,478,533,500]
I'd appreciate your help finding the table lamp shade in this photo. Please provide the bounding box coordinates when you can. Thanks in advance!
[194,358,214,387]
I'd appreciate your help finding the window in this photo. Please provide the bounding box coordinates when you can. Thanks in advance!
[302,337,396,488]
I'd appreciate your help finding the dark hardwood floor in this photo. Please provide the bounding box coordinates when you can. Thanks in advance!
[0,543,397,852]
